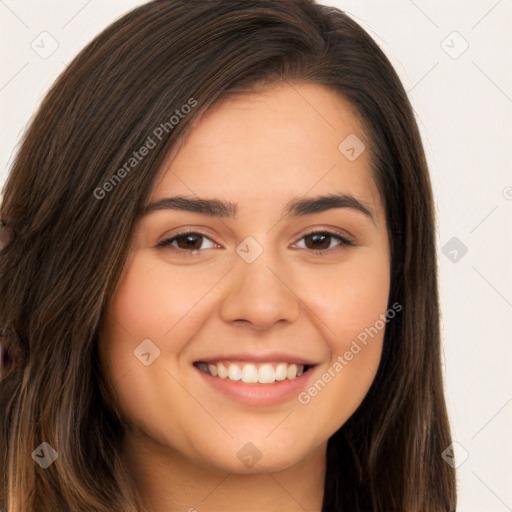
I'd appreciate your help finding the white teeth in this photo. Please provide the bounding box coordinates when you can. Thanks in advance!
[258,364,275,384]
[275,363,287,381]
[241,364,258,383]
[197,361,307,383]
[217,363,228,379]
[228,364,241,381]
[286,364,298,380]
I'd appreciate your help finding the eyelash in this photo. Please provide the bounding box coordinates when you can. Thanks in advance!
[156,230,354,257]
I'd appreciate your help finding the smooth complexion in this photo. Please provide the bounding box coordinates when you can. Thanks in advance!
[99,83,391,512]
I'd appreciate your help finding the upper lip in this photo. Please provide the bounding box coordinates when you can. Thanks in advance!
[193,352,319,366]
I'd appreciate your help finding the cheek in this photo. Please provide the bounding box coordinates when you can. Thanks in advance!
[103,251,226,351]
[97,253,213,392]
[292,250,390,432]
[304,250,391,350]
[97,254,221,447]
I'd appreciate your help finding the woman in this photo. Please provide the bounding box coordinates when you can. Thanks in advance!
[0,1,456,510]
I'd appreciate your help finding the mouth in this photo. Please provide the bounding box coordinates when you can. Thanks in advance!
[193,360,314,384]
[192,353,319,407]
[194,359,317,407]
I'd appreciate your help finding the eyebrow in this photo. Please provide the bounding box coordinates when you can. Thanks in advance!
[144,193,375,223]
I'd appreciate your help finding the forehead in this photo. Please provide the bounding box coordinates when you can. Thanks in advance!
[151,83,383,218]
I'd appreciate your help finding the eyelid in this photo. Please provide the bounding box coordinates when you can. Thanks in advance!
[157,227,355,256]
[156,230,218,253]
[292,227,354,246]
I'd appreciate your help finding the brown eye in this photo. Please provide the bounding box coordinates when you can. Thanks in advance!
[174,233,204,250]
[157,232,216,254]
[295,231,353,254]
[304,233,332,250]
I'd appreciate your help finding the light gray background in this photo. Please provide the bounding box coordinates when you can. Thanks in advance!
[1,1,511,510]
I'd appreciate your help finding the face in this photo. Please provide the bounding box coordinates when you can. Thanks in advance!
[99,83,390,474]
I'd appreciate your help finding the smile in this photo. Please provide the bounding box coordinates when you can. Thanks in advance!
[194,361,311,384]
[193,354,318,407]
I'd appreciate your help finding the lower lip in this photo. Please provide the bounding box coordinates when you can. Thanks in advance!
[194,366,316,407]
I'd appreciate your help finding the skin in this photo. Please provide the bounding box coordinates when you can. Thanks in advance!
[99,82,390,512]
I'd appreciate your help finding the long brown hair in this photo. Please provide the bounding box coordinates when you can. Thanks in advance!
[0,1,456,510]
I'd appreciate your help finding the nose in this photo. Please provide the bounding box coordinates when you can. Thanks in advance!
[219,248,301,331]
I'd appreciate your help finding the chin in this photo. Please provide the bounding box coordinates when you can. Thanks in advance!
[190,434,321,475]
